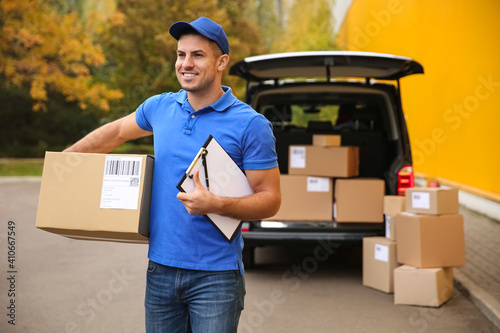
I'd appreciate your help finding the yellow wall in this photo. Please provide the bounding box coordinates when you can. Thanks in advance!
[337,0,500,199]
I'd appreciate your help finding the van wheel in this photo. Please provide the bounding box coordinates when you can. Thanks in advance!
[242,246,255,269]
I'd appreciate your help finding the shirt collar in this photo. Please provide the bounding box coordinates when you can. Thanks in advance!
[174,86,237,112]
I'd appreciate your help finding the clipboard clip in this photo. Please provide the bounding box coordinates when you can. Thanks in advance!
[186,148,210,191]
[201,149,209,191]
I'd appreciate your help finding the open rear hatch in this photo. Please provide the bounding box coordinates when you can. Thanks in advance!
[229,51,423,82]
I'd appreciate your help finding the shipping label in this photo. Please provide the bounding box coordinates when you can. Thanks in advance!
[100,156,143,210]
[411,192,430,209]
[290,147,306,168]
[374,244,389,262]
[307,177,330,192]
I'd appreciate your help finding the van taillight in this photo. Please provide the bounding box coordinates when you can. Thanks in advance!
[241,222,250,232]
[398,165,414,196]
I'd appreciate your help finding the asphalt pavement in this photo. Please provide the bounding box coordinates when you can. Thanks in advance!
[0,178,499,333]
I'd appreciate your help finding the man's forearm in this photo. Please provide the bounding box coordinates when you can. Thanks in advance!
[64,113,152,153]
[212,191,281,221]
[64,122,125,153]
[179,189,281,221]
[177,168,281,221]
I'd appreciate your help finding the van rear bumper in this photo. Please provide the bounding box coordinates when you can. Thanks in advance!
[241,221,385,246]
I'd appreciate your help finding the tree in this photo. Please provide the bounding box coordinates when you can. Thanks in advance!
[271,0,338,52]
[0,0,122,112]
[217,0,267,97]
[96,0,265,117]
[0,82,101,157]
[229,0,278,53]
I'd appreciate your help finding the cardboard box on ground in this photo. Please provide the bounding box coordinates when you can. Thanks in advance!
[363,237,398,293]
[36,152,154,243]
[266,134,464,307]
[394,265,454,307]
[393,187,464,307]
[361,194,406,294]
[362,187,465,307]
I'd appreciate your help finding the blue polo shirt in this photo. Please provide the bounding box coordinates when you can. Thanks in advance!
[135,86,277,274]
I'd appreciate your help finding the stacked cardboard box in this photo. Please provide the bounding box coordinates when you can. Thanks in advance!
[363,237,398,293]
[288,144,358,178]
[363,187,464,302]
[384,195,406,241]
[334,179,385,223]
[266,134,386,223]
[267,175,333,221]
[312,134,342,147]
[394,187,464,307]
[362,195,405,293]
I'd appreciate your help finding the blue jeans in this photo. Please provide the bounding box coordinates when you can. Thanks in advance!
[145,260,245,333]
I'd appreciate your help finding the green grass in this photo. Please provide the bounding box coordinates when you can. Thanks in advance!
[0,159,44,177]
[0,144,153,177]
[111,143,154,155]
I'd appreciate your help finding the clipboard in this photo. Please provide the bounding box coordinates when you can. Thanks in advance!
[176,135,254,243]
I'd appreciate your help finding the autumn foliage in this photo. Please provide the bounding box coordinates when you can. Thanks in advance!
[0,0,123,111]
[0,0,337,156]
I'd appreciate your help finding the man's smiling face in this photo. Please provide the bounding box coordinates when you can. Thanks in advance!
[175,34,222,94]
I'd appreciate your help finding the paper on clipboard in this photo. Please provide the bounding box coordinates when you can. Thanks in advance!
[176,135,254,243]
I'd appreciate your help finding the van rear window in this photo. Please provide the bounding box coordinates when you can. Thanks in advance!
[256,92,384,132]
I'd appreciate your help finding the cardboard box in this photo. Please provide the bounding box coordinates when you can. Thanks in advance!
[363,237,399,293]
[394,265,454,307]
[265,175,333,221]
[289,145,358,178]
[36,152,153,243]
[384,195,406,215]
[384,196,405,240]
[396,213,465,267]
[384,214,397,241]
[405,187,459,215]
[312,134,341,147]
[334,178,385,222]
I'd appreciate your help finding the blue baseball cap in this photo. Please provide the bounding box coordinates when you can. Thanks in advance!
[169,17,229,55]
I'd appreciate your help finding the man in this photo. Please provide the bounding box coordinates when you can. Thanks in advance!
[64,17,281,333]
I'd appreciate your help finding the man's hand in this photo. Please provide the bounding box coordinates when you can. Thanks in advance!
[177,170,218,215]
[177,166,281,221]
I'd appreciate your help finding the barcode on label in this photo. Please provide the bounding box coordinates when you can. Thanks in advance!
[104,159,140,176]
